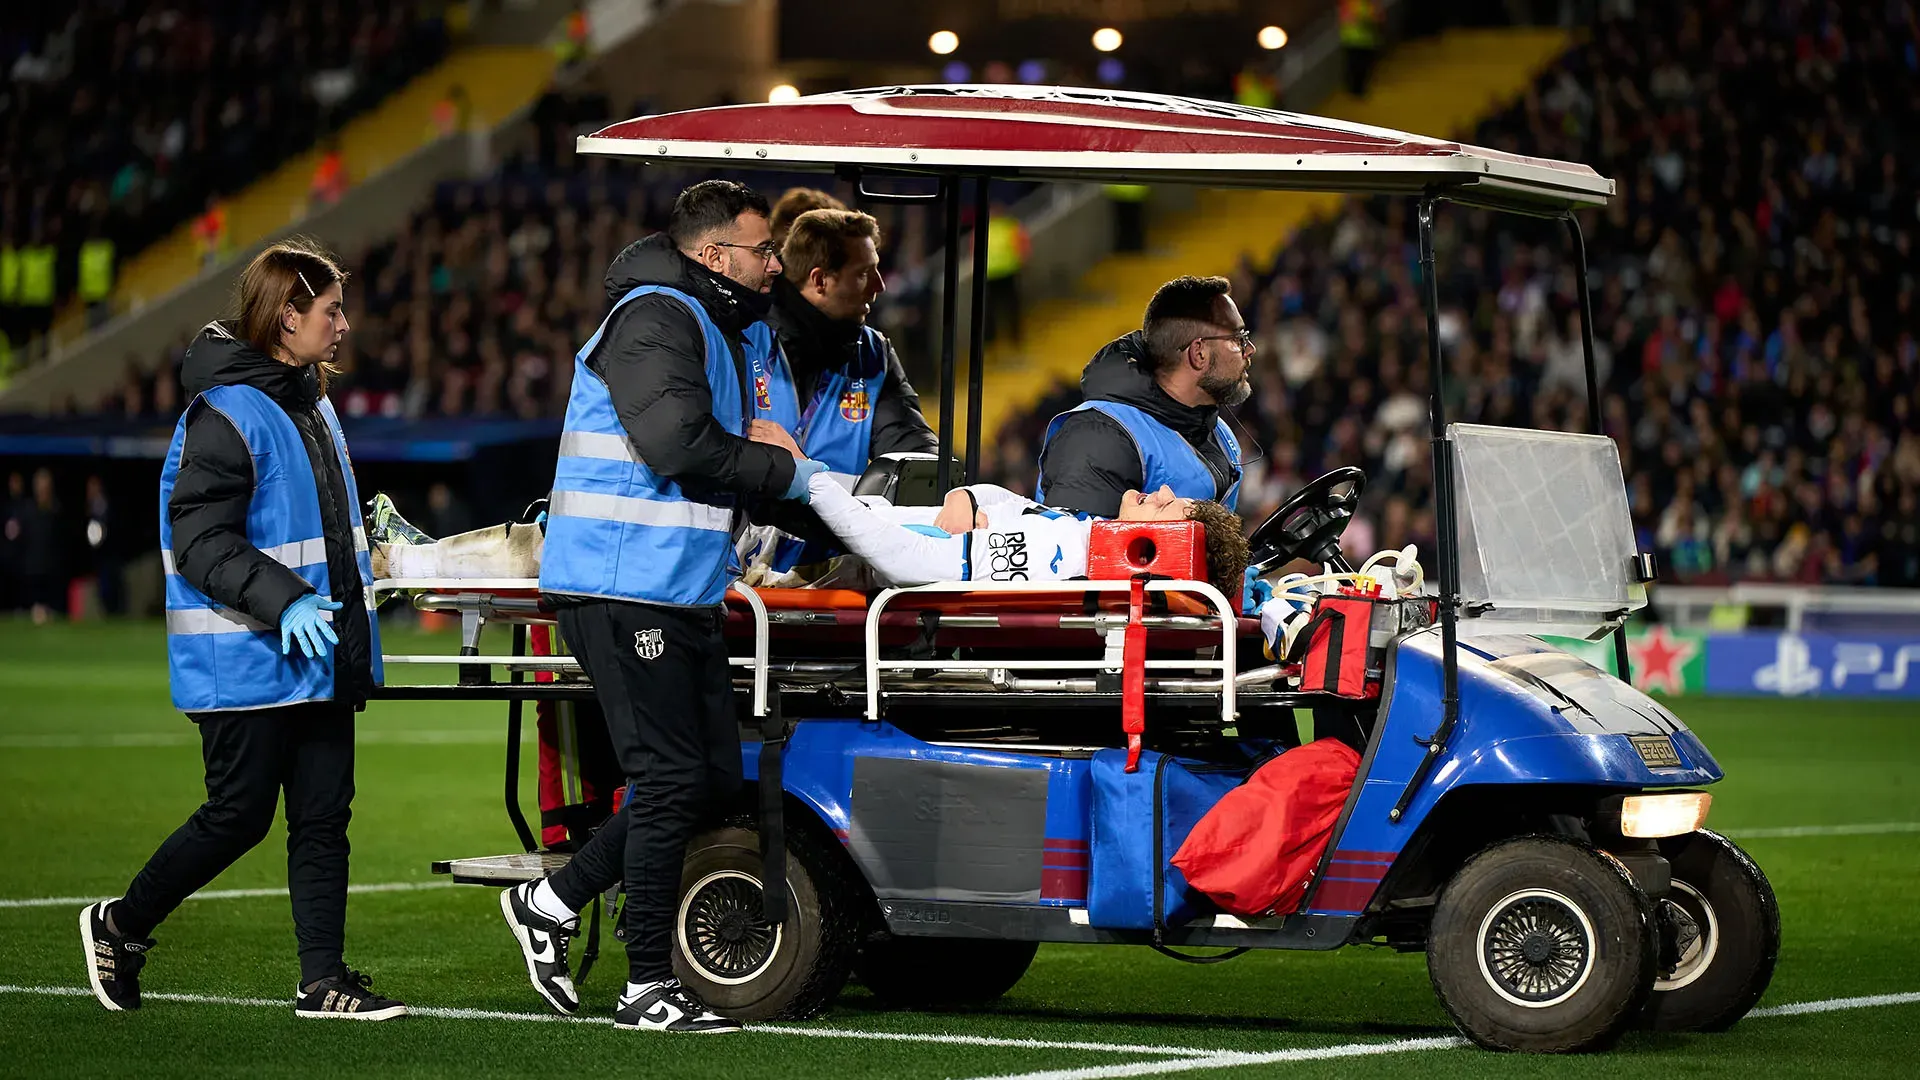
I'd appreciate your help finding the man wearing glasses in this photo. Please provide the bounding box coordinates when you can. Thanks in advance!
[1036,275,1252,517]
[506,180,818,1033]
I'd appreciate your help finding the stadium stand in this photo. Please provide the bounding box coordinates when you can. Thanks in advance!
[0,1,451,347]
[983,1,1920,588]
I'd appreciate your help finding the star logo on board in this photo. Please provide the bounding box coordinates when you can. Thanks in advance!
[1627,625,1697,695]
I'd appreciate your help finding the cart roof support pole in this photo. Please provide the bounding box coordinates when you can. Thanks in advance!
[1566,213,1633,686]
[1392,194,1461,825]
[965,177,992,483]
[936,175,963,493]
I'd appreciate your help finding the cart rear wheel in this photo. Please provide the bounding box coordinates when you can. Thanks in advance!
[1641,830,1779,1032]
[672,825,856,1020]
[856,937,1038,1009]
[1428,836,1656,1052]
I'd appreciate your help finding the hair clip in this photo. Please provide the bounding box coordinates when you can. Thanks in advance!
[296,270,317,297]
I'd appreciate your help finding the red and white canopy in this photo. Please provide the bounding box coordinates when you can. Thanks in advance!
[577,85,1612,213]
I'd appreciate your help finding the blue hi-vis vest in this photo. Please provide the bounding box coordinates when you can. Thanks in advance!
[541,285,746,607]
[160,386,382,712]
[1037,400,1242,511]
[744,323,889,573]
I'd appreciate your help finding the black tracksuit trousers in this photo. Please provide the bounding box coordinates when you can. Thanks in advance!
[544,600,742,983]
[115,702,356,987]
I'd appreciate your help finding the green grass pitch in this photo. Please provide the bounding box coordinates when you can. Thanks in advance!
[1,619,1916,1078]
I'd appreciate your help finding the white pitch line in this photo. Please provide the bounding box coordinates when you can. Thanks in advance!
[1730,822,1920,839]
[1749,991,1920,1017]
[0,984,1214,1056]
[0,729,528,750]
[955,1036,1470,1080]
[0,880,452,910]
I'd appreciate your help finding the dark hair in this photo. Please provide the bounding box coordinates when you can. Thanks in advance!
[781,209,882,283]
[1142,275,1233,374]
[770,187,846,245]
[1185,499,1249,606]
[235,237,347,392]
[668,180,772,250]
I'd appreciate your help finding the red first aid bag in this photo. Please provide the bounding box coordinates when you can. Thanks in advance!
[1169,738,1362,917]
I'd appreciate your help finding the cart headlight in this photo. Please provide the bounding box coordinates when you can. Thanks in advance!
[1619,792,1712,838]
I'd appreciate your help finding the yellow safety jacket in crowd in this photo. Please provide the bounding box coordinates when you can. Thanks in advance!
[78,238,115,303]
[17,245,56,307]
[1104,184,1150,202]
[985,216,1028,281]
[1234,68,1276,110]
[0,245,18,305]
[1340,0,1381,49]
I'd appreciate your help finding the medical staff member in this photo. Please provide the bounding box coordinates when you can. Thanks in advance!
[82,241,402,1021]
[1037,275,1251,517]
[498,181,815,1034]
[743,205,938,573]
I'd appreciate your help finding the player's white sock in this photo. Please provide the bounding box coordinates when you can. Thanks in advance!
[529,879,579,929]
[623,979,666,1002]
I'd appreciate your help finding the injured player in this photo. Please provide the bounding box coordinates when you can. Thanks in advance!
[768,464,1250,606]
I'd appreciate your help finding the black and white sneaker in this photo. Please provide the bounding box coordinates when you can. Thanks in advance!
[500,882,580,1014]
[80,900,153,1012]
[295,969,408,1021]
[615,979,742,1034]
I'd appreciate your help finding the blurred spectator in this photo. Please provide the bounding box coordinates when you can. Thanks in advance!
[428,84,472,141]
[192,197,232,268]
[1,470,24,610]
[984,202,1029,344]
[1339,0,1383,97]
[421,481,474,539]
[18,467,64,622]
[83,474,125,615]
[77,223,116,328]
[309,138,350,209]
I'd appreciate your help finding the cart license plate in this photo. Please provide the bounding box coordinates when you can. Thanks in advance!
[1631,735,1682,768]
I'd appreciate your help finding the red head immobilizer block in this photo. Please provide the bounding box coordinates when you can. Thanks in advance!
[1087,520,1210,589]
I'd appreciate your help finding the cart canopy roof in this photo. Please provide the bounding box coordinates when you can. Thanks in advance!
[577,84,1612,214]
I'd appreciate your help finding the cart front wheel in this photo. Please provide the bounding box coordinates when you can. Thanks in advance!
[1641,829,1780,1032]
[1428,836,1657,1052]
[857,937,1038,1009]
[672,825,856,1020]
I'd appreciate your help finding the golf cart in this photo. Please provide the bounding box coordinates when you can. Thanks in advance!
[371,86,1779,1052]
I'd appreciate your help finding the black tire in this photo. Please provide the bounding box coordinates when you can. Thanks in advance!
[856,937,1039,1009]
[1428,835,1657,1053]
[1641,829,1780,1032]
[671,825,857,1020]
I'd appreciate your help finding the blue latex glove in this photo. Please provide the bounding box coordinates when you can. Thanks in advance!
[280,593,342,659]
[1243,567,1271,611]
[535,510,548,527]
[782,459,828,504]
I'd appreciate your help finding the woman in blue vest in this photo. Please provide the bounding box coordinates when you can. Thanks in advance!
[81,241,404,1022]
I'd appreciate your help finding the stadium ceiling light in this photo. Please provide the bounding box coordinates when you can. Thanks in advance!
[768,84,800,102]
[1258,25,1289,50]
[929,30,959,55]
[1092,27,1123,53]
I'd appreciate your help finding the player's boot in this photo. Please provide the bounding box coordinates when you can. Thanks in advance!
[614,978,742,1033]
[500,881,580,1014]
[80,900,154,1012]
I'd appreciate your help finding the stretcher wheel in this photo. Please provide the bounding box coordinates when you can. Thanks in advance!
[855,937,1038,1009]
[1427,835,1656,1052]
[1639,830,1779,1032]
[672,824,858,1020]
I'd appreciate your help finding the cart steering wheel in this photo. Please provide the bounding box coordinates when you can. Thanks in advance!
[1246,467,1367,576]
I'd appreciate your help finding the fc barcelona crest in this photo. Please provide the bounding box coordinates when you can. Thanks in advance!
[840,388,870,422]
[753,373,772,411]
[634,629,665,660]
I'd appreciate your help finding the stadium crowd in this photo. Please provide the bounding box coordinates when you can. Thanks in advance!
[986,0,1920,588]
[0,0,449,336]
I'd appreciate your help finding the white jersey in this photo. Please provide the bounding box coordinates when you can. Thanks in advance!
[802,475,1092,587]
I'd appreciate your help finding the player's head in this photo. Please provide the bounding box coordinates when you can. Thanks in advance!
[782,208,886,322]
[1115,486,1248,606]
[670,180,780,293]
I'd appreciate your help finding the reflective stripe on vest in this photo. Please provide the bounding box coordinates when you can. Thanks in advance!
[748,322,888,573]
[158,384,382,711]
[1037,399,1242,511]
[540,285,746,606]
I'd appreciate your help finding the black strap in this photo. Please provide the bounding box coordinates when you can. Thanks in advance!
[575,897,602,985]
[1149,752,1251,966]
[905,609,942,662]
[757,689,789,924]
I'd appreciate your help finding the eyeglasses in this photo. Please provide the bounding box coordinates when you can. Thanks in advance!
[711,241,782,264]
[1190,328,1255,352]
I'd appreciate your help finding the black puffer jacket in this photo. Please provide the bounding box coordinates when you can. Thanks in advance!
[767,276,938,458]
[168,323,374,710]
[1035,331,1237,517]
[583,233,797,505]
